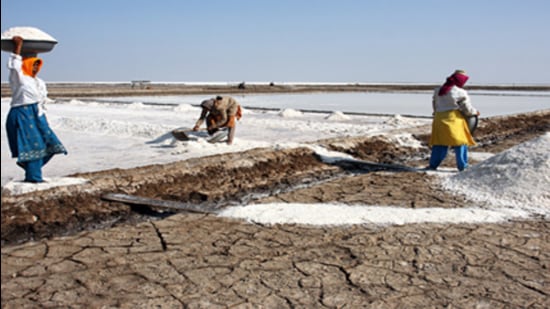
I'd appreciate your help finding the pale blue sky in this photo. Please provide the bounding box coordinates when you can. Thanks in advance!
[1,0,549,84]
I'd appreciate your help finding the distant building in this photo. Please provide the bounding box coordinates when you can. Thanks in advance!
[131,80,151,89]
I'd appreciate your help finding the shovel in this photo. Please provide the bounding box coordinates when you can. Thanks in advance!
[171,127,196,141]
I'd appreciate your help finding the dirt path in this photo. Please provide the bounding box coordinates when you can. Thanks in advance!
[1,109,549,308]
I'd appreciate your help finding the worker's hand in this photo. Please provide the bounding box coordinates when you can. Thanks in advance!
[12,36,23,54]
[12,36,23,44]
[192,125,199,131]
[207,126,218,135]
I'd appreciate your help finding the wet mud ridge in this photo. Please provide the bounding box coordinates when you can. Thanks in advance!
[1,110,549,308]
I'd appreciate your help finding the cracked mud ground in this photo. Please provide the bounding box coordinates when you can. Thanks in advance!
[2,110,549,308]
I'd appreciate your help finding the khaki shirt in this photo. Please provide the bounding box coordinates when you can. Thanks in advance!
[209,97,239,127]
[195,96,240,129]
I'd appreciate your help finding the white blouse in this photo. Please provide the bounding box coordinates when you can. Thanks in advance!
[432,86,478,116]
[7,53,48,108]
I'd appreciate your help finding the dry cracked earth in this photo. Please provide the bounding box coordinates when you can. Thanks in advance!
[1,109,549,308]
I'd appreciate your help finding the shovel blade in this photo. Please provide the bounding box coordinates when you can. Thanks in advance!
[171,127,191,141]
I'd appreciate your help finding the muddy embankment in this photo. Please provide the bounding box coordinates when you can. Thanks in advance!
[1,110,549,246]
[2,82,550,99]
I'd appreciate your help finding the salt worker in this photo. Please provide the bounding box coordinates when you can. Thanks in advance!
[193,96,242,145]
[428,69,479,171]
[5,35,67,183]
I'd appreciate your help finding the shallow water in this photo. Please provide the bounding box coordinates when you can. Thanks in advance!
[93,90,549,117]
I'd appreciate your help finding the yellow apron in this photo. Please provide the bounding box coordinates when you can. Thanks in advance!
[430,109,476,146]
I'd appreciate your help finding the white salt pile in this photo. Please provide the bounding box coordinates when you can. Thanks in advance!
[1,26,57,41]
[442,132,550,215]
[278,108,303,117]
[325,111,351,121]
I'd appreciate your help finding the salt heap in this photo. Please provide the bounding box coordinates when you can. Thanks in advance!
[442,132,550,215]
[278,108,303,117]
[1,26,57,41]
[325,111,351,121]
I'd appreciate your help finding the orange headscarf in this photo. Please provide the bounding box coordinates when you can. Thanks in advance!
[21,57,43,77]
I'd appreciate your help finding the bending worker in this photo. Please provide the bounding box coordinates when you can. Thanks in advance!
[193,95,242,145]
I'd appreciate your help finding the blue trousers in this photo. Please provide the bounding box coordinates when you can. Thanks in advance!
[17,156,52,182]
[429,145,468,171]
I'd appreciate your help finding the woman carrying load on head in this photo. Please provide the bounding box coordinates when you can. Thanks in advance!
[428,69,479,171]
[5,36,67,183]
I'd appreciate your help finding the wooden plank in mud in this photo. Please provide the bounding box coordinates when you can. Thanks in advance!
[101,193,215,214]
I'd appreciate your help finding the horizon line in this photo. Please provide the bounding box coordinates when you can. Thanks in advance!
[2,80,549,87]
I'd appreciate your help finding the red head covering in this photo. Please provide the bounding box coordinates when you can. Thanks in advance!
[438,70,469,96]
[21,57,43,77]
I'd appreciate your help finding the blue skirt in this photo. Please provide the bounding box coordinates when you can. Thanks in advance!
[6,103,67,163]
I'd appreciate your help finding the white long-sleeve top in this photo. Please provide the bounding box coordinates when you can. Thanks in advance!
[8,53,48,108]
[432,86,477,116]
